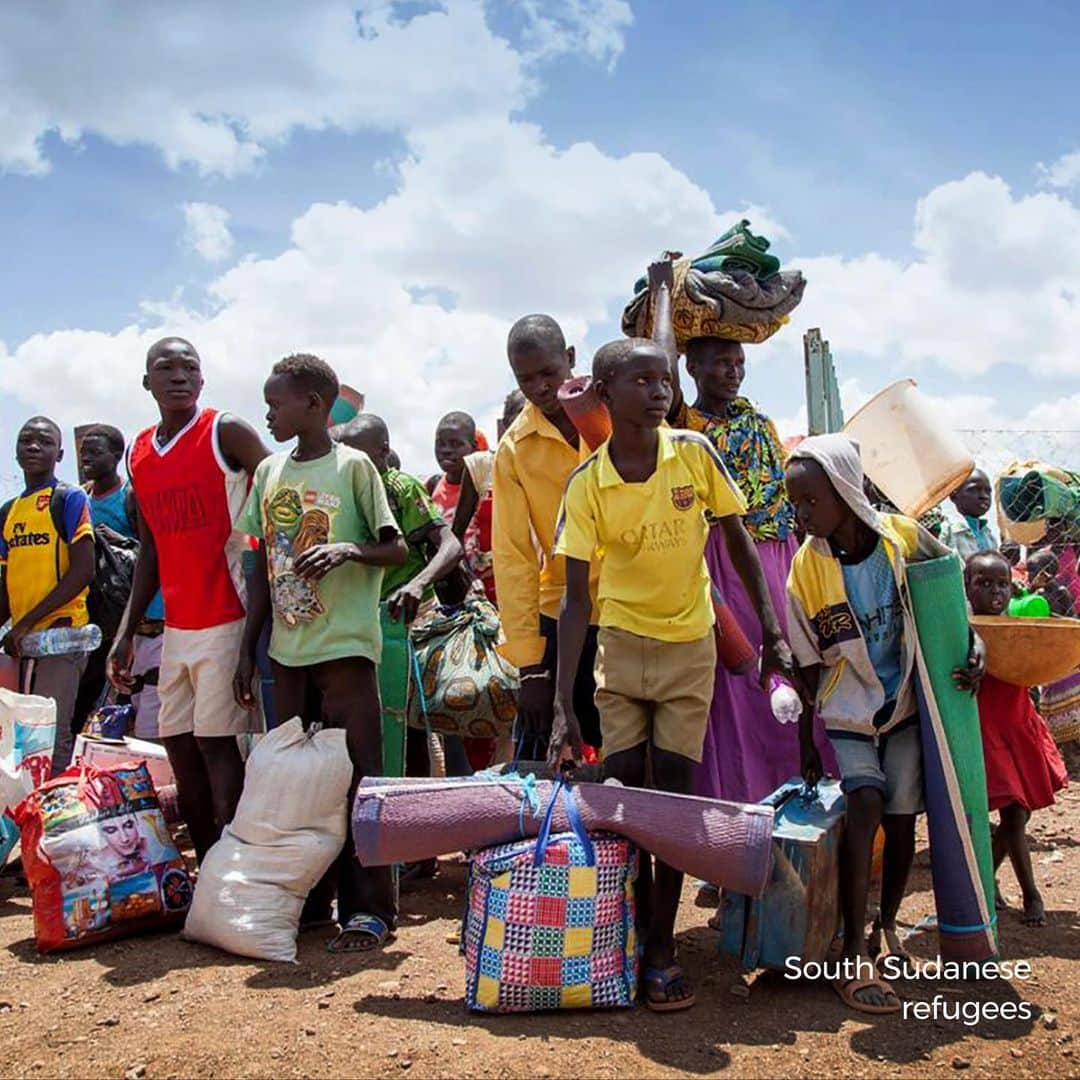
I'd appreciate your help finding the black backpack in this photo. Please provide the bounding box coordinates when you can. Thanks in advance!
[0,481,137,642]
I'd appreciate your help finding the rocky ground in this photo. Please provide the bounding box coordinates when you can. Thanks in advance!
[0,784,1076,1079]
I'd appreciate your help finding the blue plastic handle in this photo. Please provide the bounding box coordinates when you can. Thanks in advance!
[532,778,595,867]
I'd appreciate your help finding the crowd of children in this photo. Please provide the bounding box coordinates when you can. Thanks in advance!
[1,273,1075,1015]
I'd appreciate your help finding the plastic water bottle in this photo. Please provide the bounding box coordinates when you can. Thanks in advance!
[20,624,103,658]
[767,675,802,725]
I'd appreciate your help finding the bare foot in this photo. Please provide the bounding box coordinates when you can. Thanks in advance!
[994,883,1007,911]
[1021,893,1046,927]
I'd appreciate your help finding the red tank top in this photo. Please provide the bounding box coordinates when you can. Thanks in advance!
[128,409,249,630]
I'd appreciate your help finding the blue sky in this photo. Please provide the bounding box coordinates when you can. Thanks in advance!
[3,0,1080,495]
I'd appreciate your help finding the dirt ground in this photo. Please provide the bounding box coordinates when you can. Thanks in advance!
[0,783,1077,1080]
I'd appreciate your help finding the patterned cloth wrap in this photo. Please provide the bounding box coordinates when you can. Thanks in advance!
[408,597,518,738]
[673,397,796,543]
[463,780,638,1013]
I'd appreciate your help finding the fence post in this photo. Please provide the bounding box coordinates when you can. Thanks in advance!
[803,328,844,434]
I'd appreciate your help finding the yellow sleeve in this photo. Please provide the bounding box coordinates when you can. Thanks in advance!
[688,435,747,518]
[492,442,546,669]
[785,557,822,669]
[553,473,597,564]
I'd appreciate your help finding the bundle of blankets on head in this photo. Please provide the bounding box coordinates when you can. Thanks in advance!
[621,219,807,352]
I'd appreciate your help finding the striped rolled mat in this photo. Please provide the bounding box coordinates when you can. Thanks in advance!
[353,777,776,898]
[907,553,997,963]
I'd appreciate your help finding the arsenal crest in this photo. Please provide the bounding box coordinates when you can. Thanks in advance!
[671,485,695,511]
[36,493,52,512]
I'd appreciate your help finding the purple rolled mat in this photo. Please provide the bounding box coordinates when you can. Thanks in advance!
[353,778,775,898]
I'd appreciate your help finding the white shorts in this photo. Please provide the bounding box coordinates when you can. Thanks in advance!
[132,632,163,742]
[158,619,263,739]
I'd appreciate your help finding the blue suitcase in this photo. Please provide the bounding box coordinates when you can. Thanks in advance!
[719,778,845,972]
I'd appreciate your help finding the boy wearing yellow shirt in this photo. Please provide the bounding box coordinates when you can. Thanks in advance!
[549,332,796,1013]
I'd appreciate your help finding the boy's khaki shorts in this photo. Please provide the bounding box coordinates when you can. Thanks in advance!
[593,626,716,762]
[158,619,263,739]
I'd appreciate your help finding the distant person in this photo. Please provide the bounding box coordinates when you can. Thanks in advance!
[78,424,166,740]
[428,412,495,604]
[942,468,997,560]
[108,337,268,865]
[234,355,407,953]
[1,417,95,774]
[965,551,1067,926]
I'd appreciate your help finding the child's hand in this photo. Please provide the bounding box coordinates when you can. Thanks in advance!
[233,653,258,711]
[760,633,798,691]
[800,738,824,788]
[387,580,425,625]
[1,618,31,658]
[646,251,681,294]
[293,542,356,580]
[952,633,986,696]
[547,699,584,772]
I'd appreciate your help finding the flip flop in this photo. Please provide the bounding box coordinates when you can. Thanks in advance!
[832,975,901,1015]
[642,964,696,1013]
[327,914,393,954]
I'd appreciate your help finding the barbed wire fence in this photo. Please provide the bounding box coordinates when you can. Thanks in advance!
[955,429,1080,479]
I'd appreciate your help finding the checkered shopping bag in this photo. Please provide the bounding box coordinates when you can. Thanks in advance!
[463,779,638,1013]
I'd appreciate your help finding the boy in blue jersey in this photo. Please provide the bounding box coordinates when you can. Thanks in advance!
[1,417,95,772]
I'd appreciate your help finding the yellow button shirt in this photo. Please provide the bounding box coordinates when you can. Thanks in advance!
[492,402,595,669]
[554,428,747,643]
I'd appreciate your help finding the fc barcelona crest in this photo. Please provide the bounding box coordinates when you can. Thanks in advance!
[671,485,695,511]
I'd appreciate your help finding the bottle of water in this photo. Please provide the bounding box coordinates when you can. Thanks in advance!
[767,675,802,725]
[20,624,103,658]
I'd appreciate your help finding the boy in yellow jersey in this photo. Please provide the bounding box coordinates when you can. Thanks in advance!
[1,417,95,773]
[549,336,796,1013]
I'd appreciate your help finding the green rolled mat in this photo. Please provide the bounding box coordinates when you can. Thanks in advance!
[906,553,997,962]
[378,603,409,778]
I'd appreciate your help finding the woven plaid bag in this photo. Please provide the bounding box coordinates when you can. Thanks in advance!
[463,780,638,1013]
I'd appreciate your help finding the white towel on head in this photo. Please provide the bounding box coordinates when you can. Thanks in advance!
[788,433,882,535]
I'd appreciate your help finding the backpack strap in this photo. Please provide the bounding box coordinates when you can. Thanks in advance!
[49,480,74,539]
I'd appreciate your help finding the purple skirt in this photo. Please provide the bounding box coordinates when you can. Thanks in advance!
[694,529,837,804]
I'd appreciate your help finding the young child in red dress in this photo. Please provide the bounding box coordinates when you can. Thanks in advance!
[964,550,1068,927]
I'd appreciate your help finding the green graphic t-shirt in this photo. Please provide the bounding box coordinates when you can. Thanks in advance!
[239,445,400,667]
[379,468,446,601]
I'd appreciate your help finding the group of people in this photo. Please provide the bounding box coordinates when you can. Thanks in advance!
[0,253,1074,1015]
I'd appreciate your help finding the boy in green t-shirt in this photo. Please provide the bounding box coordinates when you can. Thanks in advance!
[234,354,408,954]
[332,414,463,622]
[332,414,466,785]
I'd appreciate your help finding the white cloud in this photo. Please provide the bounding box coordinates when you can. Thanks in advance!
[518,0,633,70]
[0,111,728,470]
[751,172,1080,382]
[0,1,527,176]
[182,202,234,262]
[1037,149,1080,190]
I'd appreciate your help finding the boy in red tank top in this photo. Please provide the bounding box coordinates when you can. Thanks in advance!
[108,337,269,864]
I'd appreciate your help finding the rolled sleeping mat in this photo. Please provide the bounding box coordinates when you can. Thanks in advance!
[353,777,776,898]
[558,377,612,452]
[907,553,997,963]
[377,604,409,778]
[711,583,757,674]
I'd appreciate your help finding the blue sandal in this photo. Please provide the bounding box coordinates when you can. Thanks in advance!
[642,964,696,1012]
[327,913,393,954]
